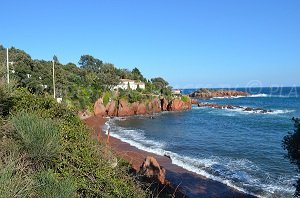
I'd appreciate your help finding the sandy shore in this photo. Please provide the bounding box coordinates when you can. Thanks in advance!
[84,116,255,198]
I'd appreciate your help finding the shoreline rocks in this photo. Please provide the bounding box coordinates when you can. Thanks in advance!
[94,96,192,117]
[198,102,273,114]
[190,88,249,99]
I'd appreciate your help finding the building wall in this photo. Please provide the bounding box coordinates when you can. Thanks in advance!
[114,80,145,90]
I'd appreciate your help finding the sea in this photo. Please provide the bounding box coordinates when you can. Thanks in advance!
[107,87,300,198]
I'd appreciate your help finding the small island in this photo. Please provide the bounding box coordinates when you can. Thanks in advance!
[190,88,249,99]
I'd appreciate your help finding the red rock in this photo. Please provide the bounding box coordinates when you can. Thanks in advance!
[94,98,107,117]
[139,156,166,185]
[161,98,169,111]
[191,99,198,104]
[117,99,135,117]
[137,103,147,115]
[106,101,117,117]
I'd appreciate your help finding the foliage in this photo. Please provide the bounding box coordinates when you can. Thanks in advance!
[34,170,75,198]
[0,45,175,110]
[11,112,61,166]
[0,152,33,198]
[117,89,146,103]
[103,91,111,106]
[151,77,168,90]
[0,44,182,197]
[181,95,190,103]
[283,117,300,197]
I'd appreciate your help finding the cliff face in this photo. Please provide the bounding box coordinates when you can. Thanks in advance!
[190,89,249,99]
[94,97,192,117]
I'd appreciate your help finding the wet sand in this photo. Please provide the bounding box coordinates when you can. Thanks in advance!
[84,116,255,198]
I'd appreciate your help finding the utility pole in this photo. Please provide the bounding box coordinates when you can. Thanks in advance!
[6,48,9,84]
[52,59,56,99]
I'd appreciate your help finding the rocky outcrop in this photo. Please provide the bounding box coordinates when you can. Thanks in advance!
[106,100,117,116]
[191,98,198,104]
[139,156,167,185]
[190,88,249,99]
[94,98,107,117]
[198,102,273,113]
[94,96,192,117]
[118,99,135,117]
[168,98,191,111]
[161,98,169,111]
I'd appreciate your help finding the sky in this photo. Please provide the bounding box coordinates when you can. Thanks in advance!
[1,0,300,88]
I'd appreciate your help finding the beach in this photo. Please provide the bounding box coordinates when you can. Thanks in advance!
[84,115,254,198]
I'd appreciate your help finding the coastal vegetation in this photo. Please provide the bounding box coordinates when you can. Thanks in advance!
[0,85,146,197]
[283,117,300,197]
[0,45,186,197]
[0,45,174,112]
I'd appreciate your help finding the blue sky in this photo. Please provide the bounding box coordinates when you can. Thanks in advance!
[1,0,299,88]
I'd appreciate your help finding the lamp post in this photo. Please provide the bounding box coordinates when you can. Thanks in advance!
[6,48,9,84]
[6,48,14,84]
[52,59,56,99]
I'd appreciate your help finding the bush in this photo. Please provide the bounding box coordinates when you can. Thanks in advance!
[11,112,61,165]
[0,139,33,198]
[103,91,111,106]
[181,95,189,102]
[34,170,75,198]
[56,116,146,197]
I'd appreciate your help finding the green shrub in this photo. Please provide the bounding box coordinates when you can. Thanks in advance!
[56,116,146,197]
[103,91,111,106]
[181,95,189,102]
[11,112,61,165]
[34,170,75,198]
[0,142,33,198]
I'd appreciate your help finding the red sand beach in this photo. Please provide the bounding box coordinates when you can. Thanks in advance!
[84,116,255,198]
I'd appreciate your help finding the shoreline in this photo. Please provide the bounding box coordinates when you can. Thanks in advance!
[84,115,256,198]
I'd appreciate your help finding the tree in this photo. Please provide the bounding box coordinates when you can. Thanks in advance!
[78,55,103,73]
[132,67,145,81]
[283,117,300,197]
[98,63,120,90]
[53,55,58,63]
[151,77,169,90]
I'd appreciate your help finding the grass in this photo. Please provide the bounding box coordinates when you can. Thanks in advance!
[0,138,33,198]
[34,170,75,198]
[11,112,61,165]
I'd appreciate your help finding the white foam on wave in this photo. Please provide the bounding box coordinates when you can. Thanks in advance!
[248,94,269,97]
[194,106,295,115]
[106,118,296,197]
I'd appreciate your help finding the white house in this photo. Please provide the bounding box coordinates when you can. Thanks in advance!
[114,79,145,90]
[172,89,181,95]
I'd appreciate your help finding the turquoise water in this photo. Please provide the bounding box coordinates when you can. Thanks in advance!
[108,87,300,197]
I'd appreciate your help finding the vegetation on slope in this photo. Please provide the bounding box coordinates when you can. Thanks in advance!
[0,45,173,110]
[0,65,146,197]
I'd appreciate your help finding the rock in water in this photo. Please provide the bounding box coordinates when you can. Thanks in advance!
[139,156,166,185]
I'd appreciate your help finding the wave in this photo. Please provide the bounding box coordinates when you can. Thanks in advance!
[107,119,295,197]
[211,93,298,99]
[248,94,269,97]
[194,106,295,115]
[226,107,295,115]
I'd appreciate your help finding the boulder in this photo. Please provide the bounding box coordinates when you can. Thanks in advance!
[117,99,135,117]
[139,156,166,185]
[161,98,169,111]
[137,102,147,115]
[106,101,117,117]
[94,98,107,117]
[152,98,162,113]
